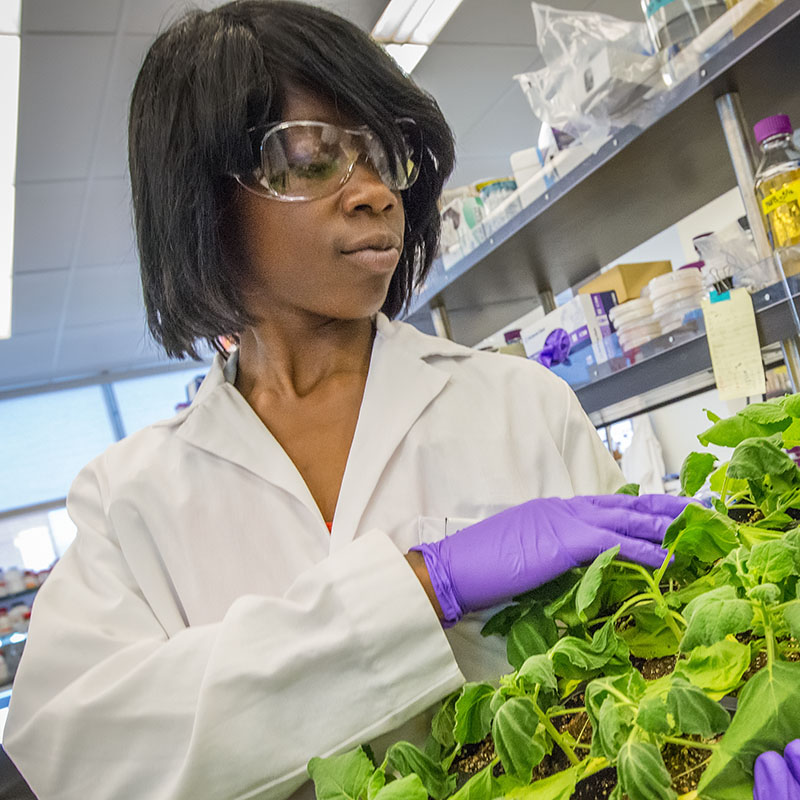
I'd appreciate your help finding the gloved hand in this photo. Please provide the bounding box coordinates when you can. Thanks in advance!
[410,494,690,626]
[755,740,800,800]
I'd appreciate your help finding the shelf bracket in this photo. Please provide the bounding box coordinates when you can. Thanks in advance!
[429,298,454,340]
[715,91,800,392]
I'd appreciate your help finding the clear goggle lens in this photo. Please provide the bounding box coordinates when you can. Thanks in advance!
[238,119,421,201]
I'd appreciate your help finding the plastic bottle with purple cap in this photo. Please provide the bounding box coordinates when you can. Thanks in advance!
[753,114,800,251]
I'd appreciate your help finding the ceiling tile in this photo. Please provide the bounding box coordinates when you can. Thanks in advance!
[93,35,152,179]
[22,0,123,33]
[65,263,144,327]
[437,0,538,46]
[10,270,69,336]
[124,0,220,36]
[415,43,541,138]
[75,178,137,266]
[16,34,115,182]
[13,180,85,272]
[0,330,58,388]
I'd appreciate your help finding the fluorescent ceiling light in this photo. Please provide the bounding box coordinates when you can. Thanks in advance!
[384,43,428,74]
[0,0,20,339]
[373,0,465,69]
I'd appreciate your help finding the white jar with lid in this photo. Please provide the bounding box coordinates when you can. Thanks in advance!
[4,568,25,595]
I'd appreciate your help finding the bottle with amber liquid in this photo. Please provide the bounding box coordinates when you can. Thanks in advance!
[754,114,800,251]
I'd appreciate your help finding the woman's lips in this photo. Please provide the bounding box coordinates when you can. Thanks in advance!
[340,247,400,272]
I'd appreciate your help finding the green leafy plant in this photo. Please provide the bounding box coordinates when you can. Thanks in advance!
[308,395,800,800]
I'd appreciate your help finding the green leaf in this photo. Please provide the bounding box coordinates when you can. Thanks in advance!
[698,661,800,798]
[372,774,427,800]
[709,462,748,495]
[507,607,558,670]
[308,747,375,800]
[366,769,385,800]
[782,601,800,640]
[698,414,788,447]
[680,452,719,496]
[585,670,646,757]
[747,582,782,604]
[386,742,456,800]
[431,694,458,749]
[781,417,800,447]
[616,483,640,496]
[780,393,800,418]
[673,637,750,699]
[575,546,620,623]
[454,683,494,746]
[739,402,791,425]
[748,539,796,583]
[517,654,558,692]
[448,765,500,800]
[616,740,677,800]
[665,678,730,737]
[727,437,799,484]
[681,586,754,651]
[617,603,680,658]
[503,760,592,799]
[662,503,738,562]
[550,621,629,681]
[492,697,545,783]
[705,408,722,423]
[480,603,527,638]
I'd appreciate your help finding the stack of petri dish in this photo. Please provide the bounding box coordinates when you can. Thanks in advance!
[608,297,661,352]
[648,269,704,334]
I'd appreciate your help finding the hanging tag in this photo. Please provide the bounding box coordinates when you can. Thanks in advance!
[701,287,765,401]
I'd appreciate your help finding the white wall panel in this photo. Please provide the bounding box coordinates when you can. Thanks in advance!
[16,34,114,182]
[13,180,84,272]
[74,177,136,266]
[92,35,152,179]
[0,330,57,385]
[22,0,122,33]
[64,263,143,327]
[10,270,69,335]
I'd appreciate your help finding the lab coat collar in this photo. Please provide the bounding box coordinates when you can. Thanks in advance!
[172,314,473,544]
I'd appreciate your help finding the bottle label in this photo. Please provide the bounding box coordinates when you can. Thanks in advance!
[645,0,677,18]
[761,178,800,216]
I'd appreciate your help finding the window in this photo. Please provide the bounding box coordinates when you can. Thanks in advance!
[0,387,115,512]
[113,367,207,436]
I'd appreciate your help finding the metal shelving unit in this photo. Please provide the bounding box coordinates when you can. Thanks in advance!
[403,2,800,352]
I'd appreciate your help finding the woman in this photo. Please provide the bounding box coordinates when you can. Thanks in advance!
[7,2,783,799]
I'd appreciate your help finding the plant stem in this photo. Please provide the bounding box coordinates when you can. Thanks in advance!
[533,686,580,767]
[661,735,718,752]
[548,707,586,718]
[720,474,730,506]
[610,592,657,623]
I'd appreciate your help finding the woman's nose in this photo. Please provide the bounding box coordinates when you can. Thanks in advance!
[340,158,398,215]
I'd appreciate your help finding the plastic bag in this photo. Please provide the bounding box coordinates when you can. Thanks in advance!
[515,2,661,148]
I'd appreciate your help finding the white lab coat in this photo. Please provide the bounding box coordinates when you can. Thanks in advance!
[5,313,622,800]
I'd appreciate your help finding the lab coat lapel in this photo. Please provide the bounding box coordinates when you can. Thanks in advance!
[329,316,461,550]
[176,359,323,525]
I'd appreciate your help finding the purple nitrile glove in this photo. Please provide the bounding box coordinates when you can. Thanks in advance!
[411,494,691,627]
[755,740,800,800]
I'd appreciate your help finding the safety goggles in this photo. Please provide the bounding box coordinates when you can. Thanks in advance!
[235,118,422,202]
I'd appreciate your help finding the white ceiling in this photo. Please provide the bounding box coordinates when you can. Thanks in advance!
[2,0,641,392]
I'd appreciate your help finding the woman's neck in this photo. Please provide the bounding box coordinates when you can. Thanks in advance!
[234,312,376,401]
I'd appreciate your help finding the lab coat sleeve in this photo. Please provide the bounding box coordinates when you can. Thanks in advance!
[558,382,625,495]
[4,460,464,800]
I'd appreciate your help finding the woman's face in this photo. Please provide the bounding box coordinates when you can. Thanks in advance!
[230,87,406,324]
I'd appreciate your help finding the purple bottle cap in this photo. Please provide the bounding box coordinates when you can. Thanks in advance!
[503,329,522,344]
[754,114,793,144]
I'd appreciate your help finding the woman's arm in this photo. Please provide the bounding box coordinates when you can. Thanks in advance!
[4,463,463,800]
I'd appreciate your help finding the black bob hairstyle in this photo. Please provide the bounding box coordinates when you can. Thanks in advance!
[129,0,456,360]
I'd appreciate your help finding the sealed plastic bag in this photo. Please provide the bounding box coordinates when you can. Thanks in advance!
[515,2,661,147]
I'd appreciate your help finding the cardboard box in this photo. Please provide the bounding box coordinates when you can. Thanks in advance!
[521,292,621,387]
[578,261,673,303]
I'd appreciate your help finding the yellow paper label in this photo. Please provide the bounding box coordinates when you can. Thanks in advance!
[701,288,765,401]
[761,177,800,216]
